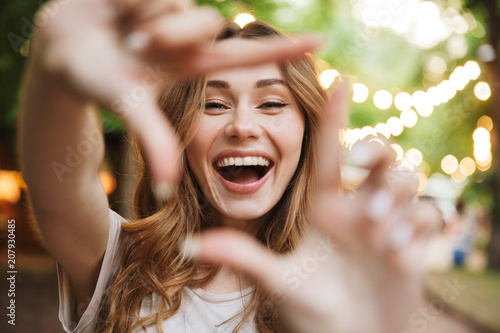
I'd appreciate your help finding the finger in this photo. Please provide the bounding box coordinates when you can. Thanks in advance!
[385,167,418,203]
[317,83,347,190]
[189,36,322,75]
[185,229,284,293]
[84,65,182,184]
[134,7,221,52]
[375,197,441,254]
[110,93,181,183]
[311,192,362,244]
[66,47,181,185]
[347,139,395,191]
[114,0,193,22]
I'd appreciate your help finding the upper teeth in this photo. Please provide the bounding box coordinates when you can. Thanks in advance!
[216,156,270,167]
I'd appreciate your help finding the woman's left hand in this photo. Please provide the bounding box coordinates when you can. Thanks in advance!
[187,84,440,333]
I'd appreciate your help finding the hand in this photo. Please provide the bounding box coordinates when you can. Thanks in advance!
[189,84,440,333]
[33,0,320,182]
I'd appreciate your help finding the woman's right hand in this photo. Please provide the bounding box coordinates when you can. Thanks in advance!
[33,0,320,184]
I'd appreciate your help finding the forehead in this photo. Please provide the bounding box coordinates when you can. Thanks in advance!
[206,63,283,84]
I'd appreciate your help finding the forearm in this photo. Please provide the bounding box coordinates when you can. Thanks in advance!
[18,51,105,217]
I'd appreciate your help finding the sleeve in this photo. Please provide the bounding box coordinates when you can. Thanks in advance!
[57,209,127,333]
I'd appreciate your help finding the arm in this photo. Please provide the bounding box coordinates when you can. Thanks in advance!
[18,48,110,304]
[18,0,319,311]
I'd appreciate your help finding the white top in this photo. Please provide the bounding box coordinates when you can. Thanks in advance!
[57,210,257,333]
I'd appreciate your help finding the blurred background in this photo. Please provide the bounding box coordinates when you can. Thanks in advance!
[1,0,500,332]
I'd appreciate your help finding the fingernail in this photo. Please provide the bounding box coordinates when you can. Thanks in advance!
[152,181,174,201]
[389,222,415,248]
[367,189,394,222]
[124,31,150,52]
[180,236,200,258]
[347,142,374,168]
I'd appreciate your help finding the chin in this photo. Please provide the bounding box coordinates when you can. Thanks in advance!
[214,198,275,222]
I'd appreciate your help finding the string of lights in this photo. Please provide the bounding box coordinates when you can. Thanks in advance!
[234,12,492,189]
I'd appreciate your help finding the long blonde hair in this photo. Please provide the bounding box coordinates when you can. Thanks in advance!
[96,21,326,332]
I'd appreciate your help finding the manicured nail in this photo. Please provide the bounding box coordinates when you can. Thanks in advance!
[180,236,200,258]
[347,142,374,168]
[367,189,394,222]
[124,31,150,52]
[152,181,173,202]
[389,222,415,248]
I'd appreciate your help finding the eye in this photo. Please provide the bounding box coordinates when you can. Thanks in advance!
[258,101,289,109]
[205,101,228,109]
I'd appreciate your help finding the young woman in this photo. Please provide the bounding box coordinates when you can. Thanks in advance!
[19,0,439,332]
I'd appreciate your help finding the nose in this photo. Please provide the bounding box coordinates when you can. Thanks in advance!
[224,106,263,141]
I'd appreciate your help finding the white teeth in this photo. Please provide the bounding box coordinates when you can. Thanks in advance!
[215,156,271,167]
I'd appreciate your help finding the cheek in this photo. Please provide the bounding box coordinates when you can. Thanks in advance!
[186,119,216,179]
[275,113,305,163]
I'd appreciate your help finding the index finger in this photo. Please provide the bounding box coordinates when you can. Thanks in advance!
[317,82,347,190]
[189,36,322,74]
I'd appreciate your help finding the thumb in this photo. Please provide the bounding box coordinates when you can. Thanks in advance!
[184,229,284,294]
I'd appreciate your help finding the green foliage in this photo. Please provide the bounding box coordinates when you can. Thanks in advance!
[1,0,46,129]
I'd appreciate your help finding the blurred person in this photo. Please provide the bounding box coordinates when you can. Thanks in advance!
[18,0,439,332]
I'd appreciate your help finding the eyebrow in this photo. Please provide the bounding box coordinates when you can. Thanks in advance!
[207,80,229,89]
[206,78,286,90]
[255,78,286,88]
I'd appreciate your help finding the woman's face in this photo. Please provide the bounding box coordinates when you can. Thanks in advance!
[186,41,305,224]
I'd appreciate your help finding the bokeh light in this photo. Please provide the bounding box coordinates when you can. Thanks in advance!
[99,171,116,195]
[390,143,404,161]
[319,69,340,89]
[373,90,393,110]
[464,60,481,80]
[474,81,492,101]
[426,56,447,75]
[459,157,476,176]
[394,92,413,111]
[473,127,490,142]
[386,117,404,136]
[374,123,391,139]
[477,115,493,132]
[0,171,21,203]
[474,145,491,163]
[400,109,418,128]
[449,66,469,91]
[234,13,256,28]
[441,155,458,174]
[352,83,369,103]
[412,91,434,117]
[406,148,423,166]
[451,168,467,183]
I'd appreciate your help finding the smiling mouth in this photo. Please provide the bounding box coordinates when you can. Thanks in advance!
[214,156,273,184]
